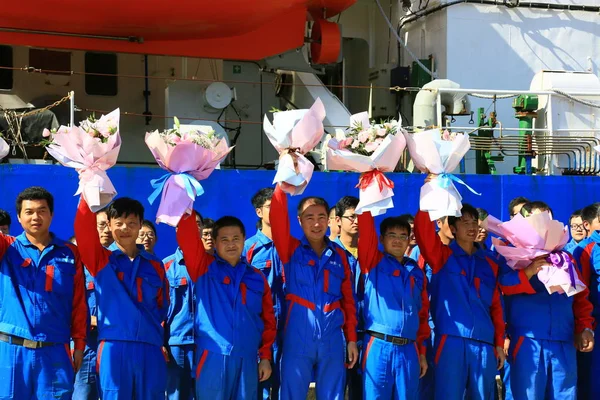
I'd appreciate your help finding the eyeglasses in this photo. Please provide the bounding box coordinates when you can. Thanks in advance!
[341,215,358,222]
[570,224,585,230]
[385,233,409,241]
[202,232,213,238]
[97,223,109,230]
[138,232,156,239]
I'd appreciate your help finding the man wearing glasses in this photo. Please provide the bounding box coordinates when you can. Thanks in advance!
[334,196,362,400]
[566,210,586,253]
[357,211,430,400]
[137,220,158,255]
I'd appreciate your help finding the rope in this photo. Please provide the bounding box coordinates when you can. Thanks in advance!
[552,89,600,109]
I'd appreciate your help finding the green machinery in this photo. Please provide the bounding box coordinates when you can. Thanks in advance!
[475,108,503,174]
[512,95,538,175]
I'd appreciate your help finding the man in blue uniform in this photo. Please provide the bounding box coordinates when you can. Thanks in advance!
[0,186,87,399]
[75,197,170,400]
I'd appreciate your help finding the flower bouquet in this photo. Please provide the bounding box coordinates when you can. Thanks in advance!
[263,99,326,196]
[404,128,478,221]
[326,112,405,216]
[146,118,233,226]
[483,211,585,296]
[0,136,8,161]
[44,109,121,212]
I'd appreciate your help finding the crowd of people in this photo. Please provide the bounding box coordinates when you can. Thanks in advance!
[0,177,598,400]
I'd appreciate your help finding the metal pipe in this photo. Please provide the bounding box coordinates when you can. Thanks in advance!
[69,91,74,127]
[436,88,600,96]
[0,27,143,43]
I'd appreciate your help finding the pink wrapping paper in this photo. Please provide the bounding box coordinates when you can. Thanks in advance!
[145,128,233,226]
[403,129,473,220]
[484,211,585,296]
[263,98,326,195]
[326,113,406,216]
[44,109,121,212]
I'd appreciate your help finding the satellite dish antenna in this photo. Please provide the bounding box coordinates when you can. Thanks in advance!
[204,82,233,110]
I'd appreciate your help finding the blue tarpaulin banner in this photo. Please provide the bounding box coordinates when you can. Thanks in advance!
[0,164,596,259]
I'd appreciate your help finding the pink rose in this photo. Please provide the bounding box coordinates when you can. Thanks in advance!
[358,130,370,143]
[376,128,387,137]
[364,141,380,153]
[42,129,51,138]
[442,130,451,141]
[338,138,353,149]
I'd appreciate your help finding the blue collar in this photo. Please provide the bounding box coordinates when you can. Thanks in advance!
[301,235,337,253]
[16,232,64,249]
[590,231,600,243]
[253,230,272,246]
[449,240,486,259]
[108,242,155,260]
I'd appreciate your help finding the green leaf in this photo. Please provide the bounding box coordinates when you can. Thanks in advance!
[174,116,181,130]
[269,106,282,113]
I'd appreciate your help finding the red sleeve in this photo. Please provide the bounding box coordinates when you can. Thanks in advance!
[258,272,277,360]
[0,233,16,259]
[336,247,358,343]
[176,212,213,282]
[271,185,300,265]
[498,269,536,296]
[416,276,430,355]
[357,212,383,274]
[73,198,110,277]
[66,243,88,351]
[490,284,506,347]
[414,210,452,274]
[572,263,594,334]
[579,243,594,288]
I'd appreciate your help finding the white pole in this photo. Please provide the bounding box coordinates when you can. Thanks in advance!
[69,91,75,127]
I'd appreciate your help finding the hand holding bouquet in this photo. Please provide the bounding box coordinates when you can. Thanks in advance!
[263,99,326,196]
[483,211,585,296]
[146,118,233,226]
[404,128,479,220]
[44,109,121,212]
[326,112,405,216]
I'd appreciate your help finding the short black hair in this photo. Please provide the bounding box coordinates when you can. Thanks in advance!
[521,201,553,217]
[581,203,600,224]
[212,216,245,239]
[476,207,489,221]
[509,196,529,217]
[448,203,479,227]
[570,209,582,223]
[297,197,329,216]
[106,197,144,222]
[202,218,215,230]
[328,206,336,216]
[335,196,359,218]
[141,220,157,237]
[251,188,274,209]
[16,186,54,215]
[398,213,414,225]
[0,209,11,226]
[380,217,411,237]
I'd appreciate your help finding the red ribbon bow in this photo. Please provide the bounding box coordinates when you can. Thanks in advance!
[356,170,394,192]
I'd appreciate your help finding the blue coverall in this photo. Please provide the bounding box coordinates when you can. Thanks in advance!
[358,213,431,400]
[177,212,277,400]
[245,230,285,400]
[415,210,506,400]
[164,248,196,400]
[75,198,170,400]
[271,186,358,400]
[0,232,88,399]
[499,256,594,399]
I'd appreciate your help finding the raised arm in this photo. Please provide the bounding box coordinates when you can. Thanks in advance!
[258,272,277,360]
[176,211,213,282]
[357,212,383,274]
[66,243,88,351]
[74,197,110,276]
[0,233,16,261]
[270,185,300,265]
[416,277,431,355]
[336,248,358,343]
[414,210,452,274]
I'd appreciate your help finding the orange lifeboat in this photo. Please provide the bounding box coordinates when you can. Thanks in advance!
[0,0,355,60]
